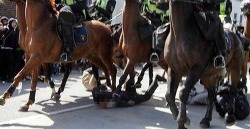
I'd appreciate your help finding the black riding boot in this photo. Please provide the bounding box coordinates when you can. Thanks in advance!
[58,6,76,62]
[214,23,226,69]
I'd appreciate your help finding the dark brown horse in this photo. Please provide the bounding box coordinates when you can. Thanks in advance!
[164,1,243,129]
[115,0,168,93]
[0,0,117,111]
[241,0,250,89]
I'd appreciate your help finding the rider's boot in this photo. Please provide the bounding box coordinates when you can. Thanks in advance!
[214,22,226,69]
[58,6,76,62]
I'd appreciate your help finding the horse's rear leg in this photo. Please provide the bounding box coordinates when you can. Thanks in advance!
[199,78,217,128]
[100,56,117,91]
[19,65,39,112]
[42,63,56,98]
[134,62,153,88]
[0,56,40,106]
[241,52,248,86]
[165,68,181,120]
[89,57,112,88]
[52,63,73,101]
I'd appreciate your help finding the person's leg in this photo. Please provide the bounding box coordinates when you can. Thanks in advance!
[133,75,159,104]
[213,15,226,68]
[58,6,76,61]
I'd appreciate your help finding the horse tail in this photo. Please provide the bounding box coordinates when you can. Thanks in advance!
[45,0,57,15]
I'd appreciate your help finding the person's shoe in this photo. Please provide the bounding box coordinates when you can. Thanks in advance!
[214,54,225,69]
[150,52,159,63]
[156,74,167,82]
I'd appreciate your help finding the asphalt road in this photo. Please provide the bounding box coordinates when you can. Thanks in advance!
[0,66,249,129]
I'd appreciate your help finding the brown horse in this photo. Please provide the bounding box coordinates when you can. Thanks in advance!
[241,0,250,89]
[0,0,117,111]
[164,1,243,129]
[8,0,59,98]
[115,0,168,93]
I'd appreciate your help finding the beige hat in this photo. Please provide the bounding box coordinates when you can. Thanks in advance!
[82,71,97,91]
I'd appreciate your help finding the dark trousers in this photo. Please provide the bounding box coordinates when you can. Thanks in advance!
[0,49,15,80]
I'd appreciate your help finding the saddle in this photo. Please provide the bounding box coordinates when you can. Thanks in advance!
[56,22,88,44]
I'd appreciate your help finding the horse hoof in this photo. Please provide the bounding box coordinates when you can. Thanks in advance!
[19,105,29,112]
[134,83,142,88]
[200,118,210,128]
[53,93,61,101]
[0,98,5,106]
[224,113,236,126]
[184,117,190,128]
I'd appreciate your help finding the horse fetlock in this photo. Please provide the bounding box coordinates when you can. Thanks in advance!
[184,117,190,128]
[0,98,6,106]
[177,116,189,128]
[53,93,61,101]
[200,118,211,128]
[19,104,29,112]
[224,113,236,126]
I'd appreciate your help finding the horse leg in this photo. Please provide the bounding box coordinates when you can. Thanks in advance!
[199,78,217,128]
[115,60,135,93]
[223,68,240,126]
[241,52,248,87]
[89,57,112,89]
[100,56,117,91]
[178,68,203,129]
[134,62,152,88]
[53,63,73,101]
[0,56,40,106]
[165,68,181,120]
[19,65,39,112]
[148,63,153,85]
[42,63,56,98]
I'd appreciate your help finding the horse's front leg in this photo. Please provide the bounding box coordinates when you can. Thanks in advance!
[223,68,241,126]
[199,78,216,128]
[19,64,39,112]
[165,68,181,120]
[115,60,135,94]
[178,68,203,129]
[0,56,40,107]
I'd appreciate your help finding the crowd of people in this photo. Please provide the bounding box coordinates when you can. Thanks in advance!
[0,16,24,82]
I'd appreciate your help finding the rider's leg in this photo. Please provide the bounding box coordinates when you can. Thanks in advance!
[214,22,226,68]
[58,6,76,61]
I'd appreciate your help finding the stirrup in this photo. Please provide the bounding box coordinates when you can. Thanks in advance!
[150,52,159,63]
[213,54,225,69]
[60,52,70,62]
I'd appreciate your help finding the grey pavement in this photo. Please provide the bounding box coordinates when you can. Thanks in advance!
[0,66,249,129]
